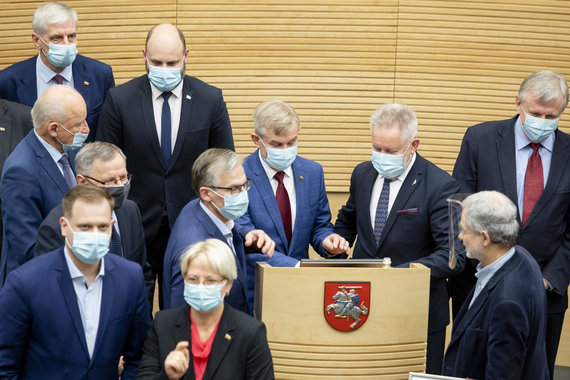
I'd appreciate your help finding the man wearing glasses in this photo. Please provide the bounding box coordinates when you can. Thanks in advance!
[34,142,154,307]
[162,148,275,314]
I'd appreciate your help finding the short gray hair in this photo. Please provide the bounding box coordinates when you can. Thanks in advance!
[191,148,242,194]
[75,142,126,175]
[253,99,300,138]
[31,85,82,130]
[519,70,569,112]
[370,103,418,143]
[33,2,78,36]
[180,238,237,281]
[462,191,519,248]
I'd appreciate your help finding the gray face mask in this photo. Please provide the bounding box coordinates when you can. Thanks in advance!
[106,181,131,210]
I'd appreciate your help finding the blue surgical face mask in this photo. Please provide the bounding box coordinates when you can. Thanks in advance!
[521,106,559,143]
[259,139,297,171]
[39,36,77,68]
[371,141,413,179]
[147,64,182,92]
[65,222,111,264]
[184,281,227,313]
[210,189,249,220]
[56,123,88,152]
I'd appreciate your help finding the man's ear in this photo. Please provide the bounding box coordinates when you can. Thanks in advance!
[60,216,69,238]
[481,230,491,246]
[199,186,213,202]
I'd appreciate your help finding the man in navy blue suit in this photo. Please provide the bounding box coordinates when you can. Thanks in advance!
[0,85,89,288]
[452,70,570,379]
[235,99,349,310]
[163,148,274,313]
[96,24,234,309]
[443,191,549,379]
[334,103,464,374]
[34,142,153,306]
[0,2,114,141]
[0,185,150,380]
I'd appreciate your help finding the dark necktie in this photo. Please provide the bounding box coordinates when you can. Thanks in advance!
[53,74,64,84]
[373,178,391,246]
[58,154,77,189]
[522,143,543,225]
[109,225,123,257]
[274,171,292,244]
[161,92,172,165]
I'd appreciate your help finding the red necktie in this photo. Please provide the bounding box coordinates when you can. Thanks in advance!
[274,171,292,244]
[53,74,64,84]
[522,143,543,226]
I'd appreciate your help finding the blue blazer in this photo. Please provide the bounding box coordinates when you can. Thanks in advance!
[0,248,150,380]
[162,199,248,313]
[0,55,115,141]
[96,75,234,243]
[0,131,76,287]
[443,246,549,379]
[453,116,570,313]
[34,201,154,306]
[334,154,464,333]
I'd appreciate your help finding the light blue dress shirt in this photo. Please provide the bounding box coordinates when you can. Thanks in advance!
[35,54,74,98]
[199,200,237,255]
[469,247,516,308]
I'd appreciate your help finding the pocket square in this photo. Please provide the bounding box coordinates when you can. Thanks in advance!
[396,208,418,216]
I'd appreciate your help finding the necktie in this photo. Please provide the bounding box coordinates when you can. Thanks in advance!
[161,92,172,165]
[53,74,64,84]
[522,143,543,225]
[373,178,391,246]
[58,154,77,189]
[274,171,292,244]
[109,225,123,257]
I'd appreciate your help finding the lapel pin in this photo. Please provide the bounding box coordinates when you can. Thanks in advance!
[224,333,231,341]
[0,127,5,132]
[412,179,417,186]
[299,176,304,181]
[83,81,90,86]
[186,95,192,100]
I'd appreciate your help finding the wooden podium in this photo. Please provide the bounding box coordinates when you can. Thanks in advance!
[255,261,431,379]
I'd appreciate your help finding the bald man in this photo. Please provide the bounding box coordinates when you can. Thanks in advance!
[0,85,89,287]
[96,24,234,308]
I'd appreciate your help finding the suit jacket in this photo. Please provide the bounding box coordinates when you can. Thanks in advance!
[96,75,234,243]
[0,54,114,141]
[135,303,274,380]
[443,246,549,379]
[334,154,464,333]
[162,199,248,313]
[0,130,77,287]
[34,201,154,306]
[0,99,33,255]
[0,248,150,380]
[453,116,570,313]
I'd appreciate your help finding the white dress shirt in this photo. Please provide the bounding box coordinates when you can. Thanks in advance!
[150,78,183,152]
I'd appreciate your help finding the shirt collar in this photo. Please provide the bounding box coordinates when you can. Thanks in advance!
[33,129,66,163]
[475,246,516,280]
[514,115,555,152]
[64,246,105,281]
[36,54,73,84]
[257,149,294,180]
[199,200,234,235]
[150,76,184,101]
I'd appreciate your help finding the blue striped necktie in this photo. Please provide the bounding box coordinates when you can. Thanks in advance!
[373,179,391,246]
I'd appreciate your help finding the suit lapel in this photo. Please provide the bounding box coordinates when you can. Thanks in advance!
[28,132,70,194]
[496,119,518,206]
[170,77,193,171]
[140,79,166,170]
[174,306,195,380]
[91,257,114,361]
[72,57,93,110]
[203,306,234,380]
[55,249,90,359]
[361,163,379,236]
[290,160,306,253]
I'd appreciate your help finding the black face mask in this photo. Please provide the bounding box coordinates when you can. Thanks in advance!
[106,181,131,210]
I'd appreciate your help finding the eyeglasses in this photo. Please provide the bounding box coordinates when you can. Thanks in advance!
[207,178,251,195]
[83,173,132,187]
[185,277,226,286]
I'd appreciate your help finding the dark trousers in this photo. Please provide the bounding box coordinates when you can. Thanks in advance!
[426,327,446,375]
[546,311,565,380]
[146,214,171,310]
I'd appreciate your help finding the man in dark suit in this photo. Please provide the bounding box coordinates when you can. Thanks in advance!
[0,100,33,256]
[163,148,274,313]
[34,142,153,306]
[0,85,89,288]
[96,24,234,308]
[452,70,570,378]
[443,191,549,379]
[334,103,464,374]
[0,185,150,380]
[0,2,114,141]
[235,99,349,310]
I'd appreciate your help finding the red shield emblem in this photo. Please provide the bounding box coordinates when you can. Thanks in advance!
[324,282,370,331]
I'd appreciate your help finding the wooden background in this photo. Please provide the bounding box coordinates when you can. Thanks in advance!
[1,0,569,368]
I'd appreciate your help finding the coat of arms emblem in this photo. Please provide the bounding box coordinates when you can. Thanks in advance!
[324,282,370,331]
